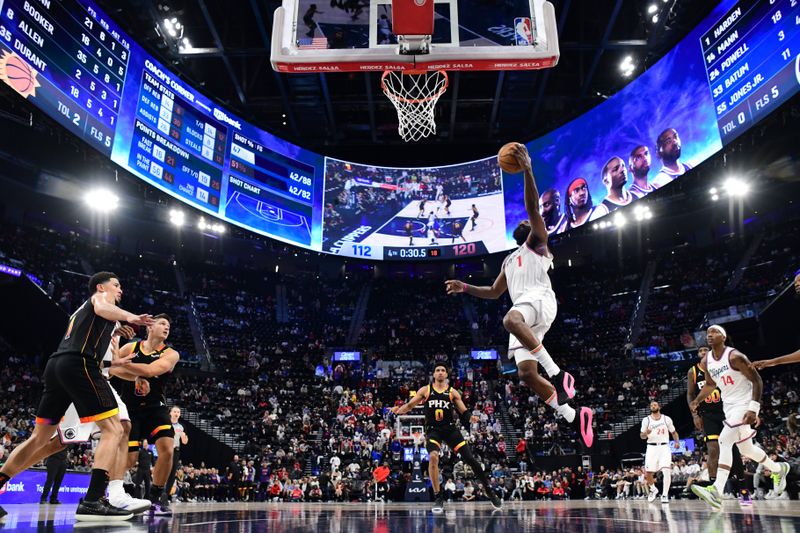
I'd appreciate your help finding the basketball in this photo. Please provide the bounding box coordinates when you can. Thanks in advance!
[497,142,523,173]
[2,54,35,94]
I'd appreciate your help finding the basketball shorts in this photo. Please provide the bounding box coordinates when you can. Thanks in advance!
[36,355,119,426]
[128,405,175,452]
[425,425,467,454]
[508,291,558,365]
[720,404,757,445]
[700,408,725,442]
[56,384,130,444]
[644,443,672,472]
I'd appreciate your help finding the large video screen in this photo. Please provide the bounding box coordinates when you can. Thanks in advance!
[0,0,796,260]
[502,0,800,243]
[322,156,507,260]
[0,0,325,249]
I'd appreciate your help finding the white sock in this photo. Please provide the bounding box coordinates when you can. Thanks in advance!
[761,455,780,472]
[662,470,671,495]
[713,469,730,494]
[556,404,575,423]
[107,479,125,500]
[531,345,560,377]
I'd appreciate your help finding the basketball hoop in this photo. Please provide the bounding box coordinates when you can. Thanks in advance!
[381,69,448,142]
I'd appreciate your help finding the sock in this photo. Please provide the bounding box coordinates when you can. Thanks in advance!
[107,479,124,501]
[662,470,671,496]
[556,404,576,423]
[85,469,110,502]
[0,472,9,489]
[150,484,164,501]
[761,456,780,472]
[530,345,560,377]
[713,469,730,495]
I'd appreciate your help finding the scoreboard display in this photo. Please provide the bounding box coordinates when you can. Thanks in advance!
[703,0,800,143]
[0,0,324,249]
[0,0,796,260]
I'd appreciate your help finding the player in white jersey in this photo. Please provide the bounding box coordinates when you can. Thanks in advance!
[445,143,594,448]
[690,325,791,509]
[639,401,679,504]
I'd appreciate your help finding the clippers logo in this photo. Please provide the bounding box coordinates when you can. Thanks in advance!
[514,17,532,46]
[64,428,77,440]
[414,0,426,5]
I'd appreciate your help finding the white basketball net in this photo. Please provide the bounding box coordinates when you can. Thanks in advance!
[381,70,449,142]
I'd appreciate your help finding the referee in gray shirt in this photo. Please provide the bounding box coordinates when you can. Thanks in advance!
[165,406,188,500]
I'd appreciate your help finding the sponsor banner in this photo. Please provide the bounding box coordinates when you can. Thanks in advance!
[0,469,89,504]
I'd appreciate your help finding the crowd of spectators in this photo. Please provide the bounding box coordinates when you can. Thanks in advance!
[2,215,799,505]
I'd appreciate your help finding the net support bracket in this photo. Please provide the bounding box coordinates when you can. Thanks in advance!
[397,35,432,55]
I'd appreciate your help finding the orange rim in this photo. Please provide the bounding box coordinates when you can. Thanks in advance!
[381,69,449,104]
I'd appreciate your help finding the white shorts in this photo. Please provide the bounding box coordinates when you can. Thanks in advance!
[508,292,557,366]
[644,444,673,472]
[721,404,757,444]
[56,384,130,444]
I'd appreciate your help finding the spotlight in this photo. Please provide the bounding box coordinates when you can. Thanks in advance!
[647,4,658,14]
[709,187,717,195]
[724,177,750,197]
[169,209,185,226]
[619,56,635,77]
[198,217,208,230]
[711,194,719,201]
[652,15,659,23]
[614,213,627,228]
[83,188,119,213]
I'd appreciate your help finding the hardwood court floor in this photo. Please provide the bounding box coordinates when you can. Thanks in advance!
[2,499,798,531]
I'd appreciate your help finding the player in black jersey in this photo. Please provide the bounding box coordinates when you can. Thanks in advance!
[110,314,180,515]
[0,272,153,522]
[687,346,747,502]
[470,204,479,231]
[391,364,501,513]
[405,220,415,245]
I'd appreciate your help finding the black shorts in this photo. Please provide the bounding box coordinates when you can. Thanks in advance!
[36,355,119,425]
[701,409,725,442]
[425,425,467,454]
[128,405,174,452]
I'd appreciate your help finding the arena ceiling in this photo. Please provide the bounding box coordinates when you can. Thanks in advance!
[98,1,716,161]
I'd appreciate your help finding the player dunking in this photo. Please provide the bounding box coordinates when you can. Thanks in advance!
[639,401,679,504]
[0,272,153,522]
[690,325,790,509]
[110,314,180,515]
[687,346,748,503]
[391,364,501,513]
[446,144,593,448]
